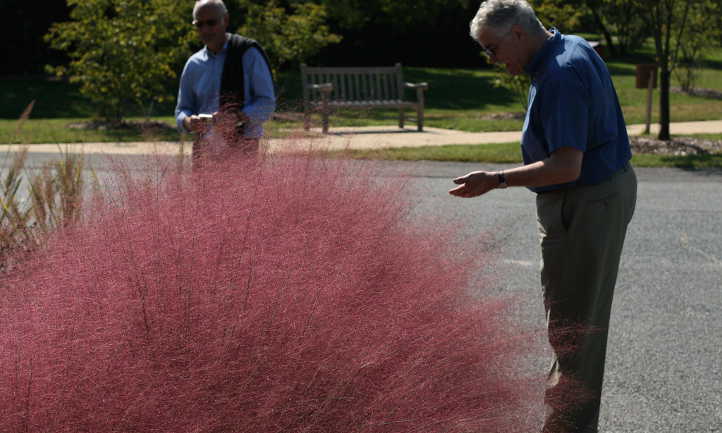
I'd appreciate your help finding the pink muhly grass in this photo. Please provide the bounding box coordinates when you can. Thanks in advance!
[1,152,546,433]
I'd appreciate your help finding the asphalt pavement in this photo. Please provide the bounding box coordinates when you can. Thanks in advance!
[393,160,722,433]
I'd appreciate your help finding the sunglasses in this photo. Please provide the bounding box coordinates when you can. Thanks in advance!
[193,18,219,29]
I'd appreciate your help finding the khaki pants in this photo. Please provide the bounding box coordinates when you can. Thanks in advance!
[537,164,637,433]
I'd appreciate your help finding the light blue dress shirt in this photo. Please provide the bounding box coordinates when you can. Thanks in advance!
[175,36,276,138]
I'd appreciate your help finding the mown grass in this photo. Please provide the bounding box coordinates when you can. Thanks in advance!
[1,115,307,144]
[3,117,180,144]
[3,41,722,145]
[339,142,523,163]
[339,134,722,169]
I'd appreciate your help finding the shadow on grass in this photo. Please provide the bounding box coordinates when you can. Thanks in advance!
[404,68,517,110]
[660,153,722,171]
[0,77,178,119]
[606,63,638,76]
[701,58,722,71]
[1,77,93,118]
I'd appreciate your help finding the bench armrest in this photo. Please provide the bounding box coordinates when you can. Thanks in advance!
[405,82,428,90]
[308,82,334,93]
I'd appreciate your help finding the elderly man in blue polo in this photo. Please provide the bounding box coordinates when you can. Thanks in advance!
[449,1,637,432]
[175,0,275,162]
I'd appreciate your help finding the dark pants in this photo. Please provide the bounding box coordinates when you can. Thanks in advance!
[537,164,637,433]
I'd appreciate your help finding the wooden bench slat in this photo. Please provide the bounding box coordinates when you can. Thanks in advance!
[303,66,398,74]
[309,101,417,109]
[301,63,427,133]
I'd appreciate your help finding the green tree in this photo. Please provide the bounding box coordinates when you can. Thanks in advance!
[672,0,721,91]
[581,0,649,56]
[316,0,463,31]
[531,0,650,55]
[628,0,720,140]
[237,0,341,76]
[530,0,587,31]
[46,0,340,119]
[490,63,531,113]
[45,0,195,122]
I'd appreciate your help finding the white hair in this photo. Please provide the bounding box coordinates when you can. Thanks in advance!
[193,0,228,20]
[469,0,545,42]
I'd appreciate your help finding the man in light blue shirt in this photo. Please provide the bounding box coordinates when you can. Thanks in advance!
[175,0,275,157]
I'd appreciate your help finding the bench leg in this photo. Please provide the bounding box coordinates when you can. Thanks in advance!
[303,110,311,131]
[322,112,329,134]
[399,108,405,129]
[416,88,425,132]
[321,96,329,134]
[416,104,424,132]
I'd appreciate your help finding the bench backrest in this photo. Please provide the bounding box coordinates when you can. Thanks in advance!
[301,63,405,103]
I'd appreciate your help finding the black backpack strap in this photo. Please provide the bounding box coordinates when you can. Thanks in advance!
[220,34,274,110]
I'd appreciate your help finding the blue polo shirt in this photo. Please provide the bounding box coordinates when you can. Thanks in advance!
[521,29,631,193]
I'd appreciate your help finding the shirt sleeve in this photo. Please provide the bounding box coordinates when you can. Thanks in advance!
[175,60,197,133]
[540,68,590,154]
[241,47,276,124]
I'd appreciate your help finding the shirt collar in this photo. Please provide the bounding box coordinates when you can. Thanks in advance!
[524,28,560,77]
[203,34,230,58]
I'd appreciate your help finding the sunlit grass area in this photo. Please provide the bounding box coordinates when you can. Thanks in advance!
[3,43,722,145]
[338,133,722,169]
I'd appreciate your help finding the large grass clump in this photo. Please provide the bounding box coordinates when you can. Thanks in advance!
[0,151,550,433]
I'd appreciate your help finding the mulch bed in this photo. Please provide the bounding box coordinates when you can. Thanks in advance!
[630,136,722,156]
[479,112,525,120]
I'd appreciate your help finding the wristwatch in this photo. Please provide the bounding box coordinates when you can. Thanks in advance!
[497,171,508,189]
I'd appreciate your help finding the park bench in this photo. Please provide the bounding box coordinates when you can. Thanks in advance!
[301,63,428,133]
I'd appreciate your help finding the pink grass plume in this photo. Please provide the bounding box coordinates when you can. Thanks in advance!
[0,149,558,432]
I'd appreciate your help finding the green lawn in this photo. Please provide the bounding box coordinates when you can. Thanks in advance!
[3,41,722,147]
[338,133,722,169]
[4,117,180,144]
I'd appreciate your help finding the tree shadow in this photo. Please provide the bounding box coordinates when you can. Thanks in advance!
[660,154,722,172]
[0,77,178,119]
[404,68,518,110]
[605,64,638,76]
[0,77,93,119]
[701,58,722,70]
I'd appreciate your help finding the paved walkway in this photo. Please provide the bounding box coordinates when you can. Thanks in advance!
[5,119,722,156]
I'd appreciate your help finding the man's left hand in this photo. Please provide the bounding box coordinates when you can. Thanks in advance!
[449,171,498,198]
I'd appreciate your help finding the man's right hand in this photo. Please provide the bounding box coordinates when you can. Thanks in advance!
[184,115,210,134]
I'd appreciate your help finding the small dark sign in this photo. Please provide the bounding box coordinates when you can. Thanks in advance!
[635,64,658,89]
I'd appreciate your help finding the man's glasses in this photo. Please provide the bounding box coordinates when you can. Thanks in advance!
[193,18,219,29]
[480,28,513,59]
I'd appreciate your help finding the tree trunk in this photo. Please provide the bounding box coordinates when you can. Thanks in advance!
[589,5,617,56]
[658,64,671,140]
